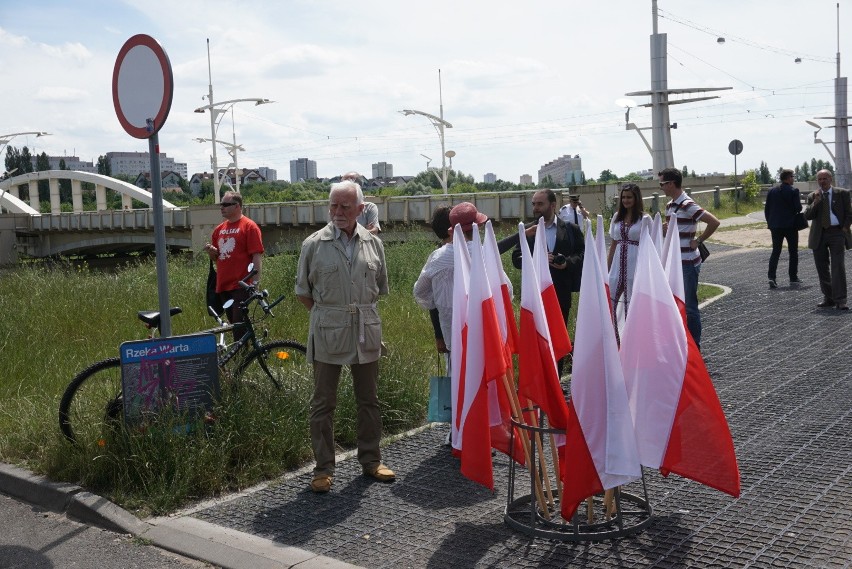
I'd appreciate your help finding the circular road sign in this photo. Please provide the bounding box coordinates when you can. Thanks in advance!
[112,34,173,139]
[728,139,744,156]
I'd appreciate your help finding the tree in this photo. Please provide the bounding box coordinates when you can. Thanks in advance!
[97,155,111,176]
[598,169,618,183]
[59,158,72,202]
[682,165,689,179]
[691,169,697,178]
[36,152,50,202]
[757,161,773,184]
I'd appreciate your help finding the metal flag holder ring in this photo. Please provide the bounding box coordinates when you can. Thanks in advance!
[504,409,653,542]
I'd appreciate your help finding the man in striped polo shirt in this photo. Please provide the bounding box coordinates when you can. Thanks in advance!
[659,167,720,350]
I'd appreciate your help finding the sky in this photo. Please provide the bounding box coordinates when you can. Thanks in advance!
[1,0,849,184]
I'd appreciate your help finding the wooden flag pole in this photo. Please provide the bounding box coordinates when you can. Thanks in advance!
[523,400,557,508]
[499,372,551,519]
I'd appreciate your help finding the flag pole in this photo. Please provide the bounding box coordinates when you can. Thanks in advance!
[499,371,551,518]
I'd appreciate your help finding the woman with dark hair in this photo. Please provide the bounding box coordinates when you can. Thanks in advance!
[607,184,650,323]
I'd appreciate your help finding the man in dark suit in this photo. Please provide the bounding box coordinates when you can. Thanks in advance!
[764,168,803,289]
[803,169,852,310]
[512,189,584,376]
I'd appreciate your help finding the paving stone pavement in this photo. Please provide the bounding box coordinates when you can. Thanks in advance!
[194,246,852,568]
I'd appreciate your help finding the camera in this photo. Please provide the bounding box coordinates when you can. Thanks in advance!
[553,253,566,265]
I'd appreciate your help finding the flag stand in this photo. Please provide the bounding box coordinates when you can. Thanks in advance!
[504,412,654,542]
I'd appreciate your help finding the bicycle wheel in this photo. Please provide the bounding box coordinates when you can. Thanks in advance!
[236,340,310,391]
[59,358,123,445]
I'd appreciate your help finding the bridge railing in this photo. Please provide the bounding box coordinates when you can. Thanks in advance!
[29,208,190,231]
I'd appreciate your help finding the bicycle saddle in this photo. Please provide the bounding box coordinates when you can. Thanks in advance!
[137,307,182,329]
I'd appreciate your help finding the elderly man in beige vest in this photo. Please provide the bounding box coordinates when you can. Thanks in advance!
[296,180,394,493]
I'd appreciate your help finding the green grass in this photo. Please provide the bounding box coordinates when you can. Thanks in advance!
[0,230,727,515]
[688,191,764,220]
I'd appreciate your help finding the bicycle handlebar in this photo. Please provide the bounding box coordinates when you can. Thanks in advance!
[234,269,286,317]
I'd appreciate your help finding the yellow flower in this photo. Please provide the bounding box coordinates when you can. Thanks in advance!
[276,351,289,360]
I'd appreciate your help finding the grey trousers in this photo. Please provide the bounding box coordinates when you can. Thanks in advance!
[310,359,382,476]
[813,230,848,305]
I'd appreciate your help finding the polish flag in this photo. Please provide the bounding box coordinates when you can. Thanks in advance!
[650,212,664,257]
[449,225,471,451]
[517,223,571,431]
[456,223,509,489]
[533,218,572,360]
[561,226,642,519]
[660,211,675,272]
[482,222,525,465]
[593,214,610,300]
[483,221,519,358]
[621,224,740,498]
[662,215,686,316]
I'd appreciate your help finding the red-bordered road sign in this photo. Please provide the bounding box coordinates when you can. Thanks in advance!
[112,34,173,139]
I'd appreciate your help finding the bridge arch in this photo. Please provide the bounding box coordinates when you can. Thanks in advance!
[0,170,178,215]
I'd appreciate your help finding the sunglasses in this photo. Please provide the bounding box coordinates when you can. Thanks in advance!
[659,181,672,187]
[219,202,238,208]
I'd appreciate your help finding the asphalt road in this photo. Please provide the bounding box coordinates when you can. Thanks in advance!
[0,493,211,569]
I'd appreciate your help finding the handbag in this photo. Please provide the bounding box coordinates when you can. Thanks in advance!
[794,212,809,231]
[206,259,225,316]
[427,354,452,423]
[697,241,710,262]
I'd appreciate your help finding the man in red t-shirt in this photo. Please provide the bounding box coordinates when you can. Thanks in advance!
[204,191,264,327]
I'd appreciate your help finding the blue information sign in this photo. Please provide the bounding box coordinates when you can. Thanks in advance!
[120,333,219,428]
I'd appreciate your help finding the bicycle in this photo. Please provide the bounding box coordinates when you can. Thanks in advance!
[58,264,310,445]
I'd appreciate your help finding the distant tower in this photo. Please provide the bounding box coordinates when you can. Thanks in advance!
[289,158,317,182]
[372,162,393,179]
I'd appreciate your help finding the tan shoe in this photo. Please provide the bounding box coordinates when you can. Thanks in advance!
[310,474,333,493]
[364,464,396,482]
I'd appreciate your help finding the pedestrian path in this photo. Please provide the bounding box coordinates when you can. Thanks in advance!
[187,246,852,568]
[3,243,851,568]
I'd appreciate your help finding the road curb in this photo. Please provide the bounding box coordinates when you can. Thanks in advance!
[0,463,82,513]
[0,460,363,568]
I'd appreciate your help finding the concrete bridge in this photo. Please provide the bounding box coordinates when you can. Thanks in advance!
[0,169,753,266]
[0,190,553,265]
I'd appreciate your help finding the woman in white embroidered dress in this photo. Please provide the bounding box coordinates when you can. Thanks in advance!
[607,184,650,326]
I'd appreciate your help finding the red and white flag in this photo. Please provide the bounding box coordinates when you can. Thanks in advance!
[517,222,571,431]
[662,214,686,320]
[650,212,664,257]
[482,222,526,465]
[456,223,509,489]
[621,223,740,498]
[561,226,641,519]
[483,221,519,358]
[533,217,572,360]
[660,211,675,272]
[449,225,471,450]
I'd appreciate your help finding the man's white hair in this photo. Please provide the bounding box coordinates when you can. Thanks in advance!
[329,180,364,205]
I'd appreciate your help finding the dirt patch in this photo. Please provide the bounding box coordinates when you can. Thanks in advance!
[710,227,774,248]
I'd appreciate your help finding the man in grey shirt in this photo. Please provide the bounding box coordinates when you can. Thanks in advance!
[342,171,381,235]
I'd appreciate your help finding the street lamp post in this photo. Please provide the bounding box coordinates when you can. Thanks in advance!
[401,69,453,195]
[194,39,272,203]
[1,132,51,211]
[195,137,245,193]
[0,131,52,175]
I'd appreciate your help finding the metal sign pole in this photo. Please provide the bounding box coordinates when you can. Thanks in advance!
[147,129,171,337]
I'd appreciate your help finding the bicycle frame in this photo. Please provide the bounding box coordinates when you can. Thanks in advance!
[206,267,286,387]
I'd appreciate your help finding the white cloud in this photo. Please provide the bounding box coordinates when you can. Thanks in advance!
[34,87,90,102]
